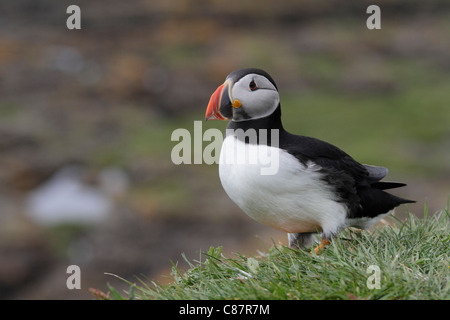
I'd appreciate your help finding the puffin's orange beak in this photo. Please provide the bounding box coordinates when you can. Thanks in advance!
[205,80,233,121]
[205,83,226,120]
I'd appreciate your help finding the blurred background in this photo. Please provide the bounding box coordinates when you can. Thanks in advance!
[0,0,449,299]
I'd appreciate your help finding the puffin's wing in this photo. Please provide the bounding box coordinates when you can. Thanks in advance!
[280,133,415,219]
[363,164,388,182]
[281,134,370,184]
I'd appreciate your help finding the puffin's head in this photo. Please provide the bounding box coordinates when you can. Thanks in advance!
[205,68,280,122]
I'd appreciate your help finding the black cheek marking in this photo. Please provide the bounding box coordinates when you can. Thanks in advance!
[219,103,233,119]
[219,89,233,118]
[233,108,252,122]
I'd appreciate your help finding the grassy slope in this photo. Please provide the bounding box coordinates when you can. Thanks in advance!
[109,209,449,300]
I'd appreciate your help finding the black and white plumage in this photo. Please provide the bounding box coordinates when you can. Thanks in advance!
[205,68,415,250]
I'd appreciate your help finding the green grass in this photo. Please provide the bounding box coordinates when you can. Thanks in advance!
[107,208,449,300]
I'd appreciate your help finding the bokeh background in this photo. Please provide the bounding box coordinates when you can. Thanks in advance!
[0,0,449,299]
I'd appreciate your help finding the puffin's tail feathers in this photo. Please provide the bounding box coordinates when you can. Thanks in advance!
[371,181,407,190]
[389,193,417,204]
[371,181,416,203]
[357,187,416,218]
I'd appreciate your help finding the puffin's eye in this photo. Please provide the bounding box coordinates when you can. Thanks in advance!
[249,80,258,91]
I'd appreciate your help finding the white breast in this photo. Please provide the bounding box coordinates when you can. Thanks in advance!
[219,135,348,235]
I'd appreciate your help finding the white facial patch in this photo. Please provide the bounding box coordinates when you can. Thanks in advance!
[231,74,280,121]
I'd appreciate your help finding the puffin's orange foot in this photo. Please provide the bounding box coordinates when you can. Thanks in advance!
[312,238,331,255]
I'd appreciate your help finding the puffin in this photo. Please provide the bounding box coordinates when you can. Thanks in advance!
[205,68,415,253]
